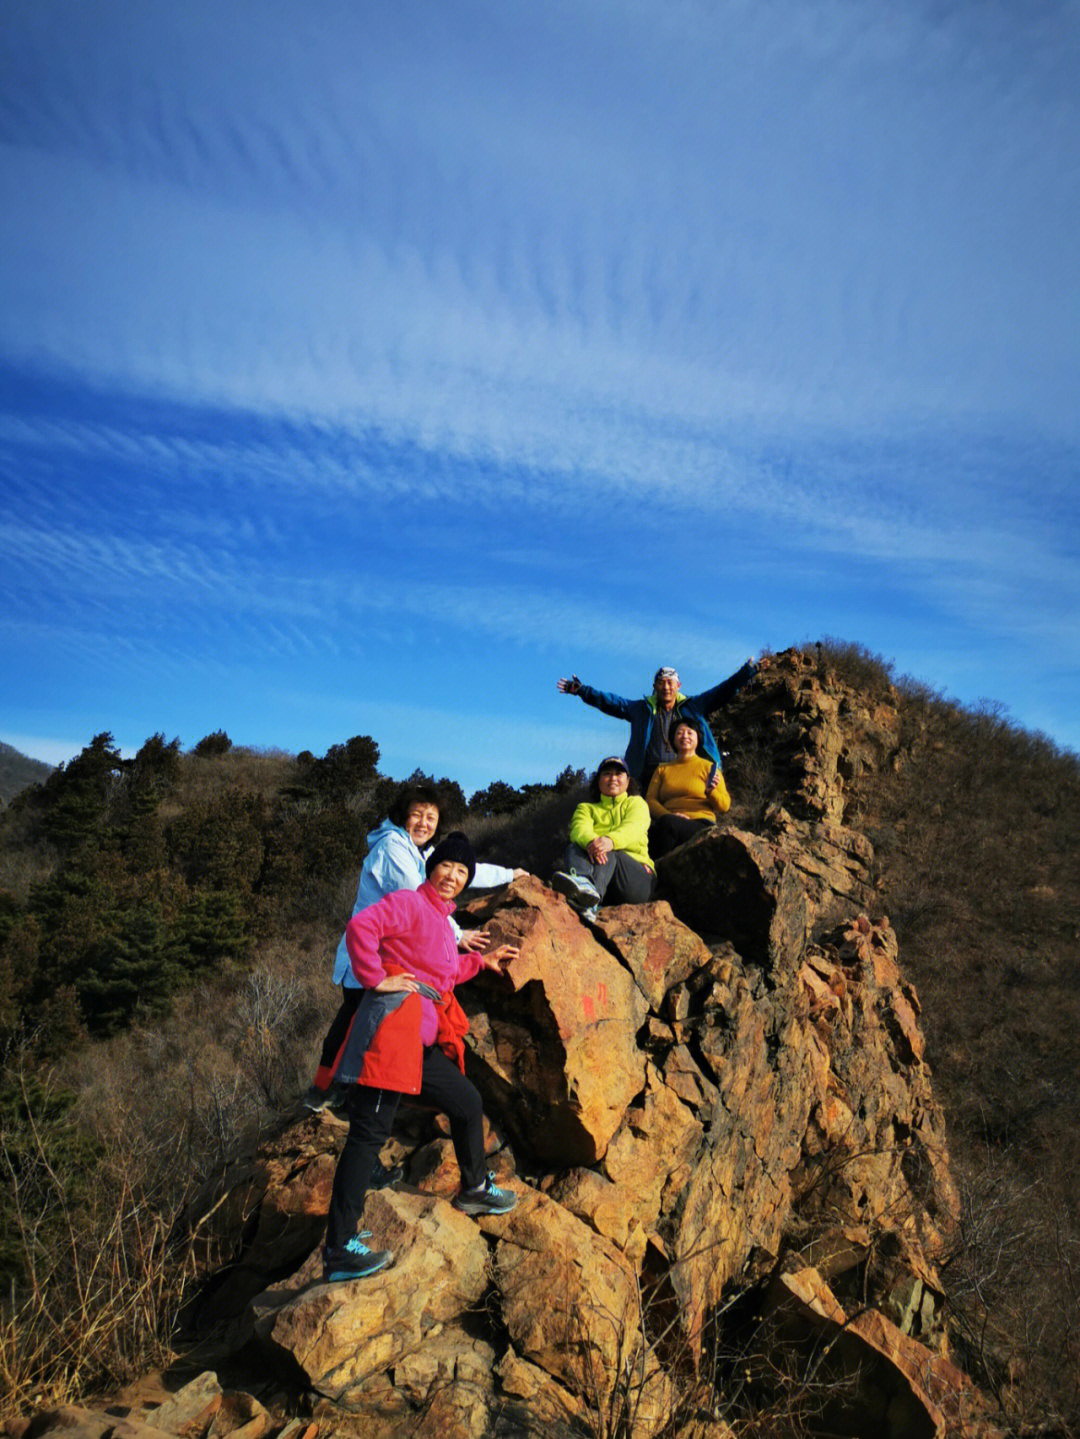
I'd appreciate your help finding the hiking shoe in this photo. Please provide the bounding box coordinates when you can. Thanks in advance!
[581,904,600,924]
[551,871,601,912]
[323,1234,392,1282]
[454,1171,518,1216]
[369,1161,405,1191]
[301,1084,331,1112]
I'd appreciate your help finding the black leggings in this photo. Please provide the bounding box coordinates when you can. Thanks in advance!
[325,1046,486,1249]
[648,814,713,859]
[317,987,360,1075]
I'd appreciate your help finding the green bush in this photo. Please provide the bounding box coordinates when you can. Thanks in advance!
[191,730,232,759]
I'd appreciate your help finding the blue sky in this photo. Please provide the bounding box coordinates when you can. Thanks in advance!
[2,0,1078,795]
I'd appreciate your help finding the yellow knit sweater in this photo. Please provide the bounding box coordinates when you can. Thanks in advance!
[645,755,730,821]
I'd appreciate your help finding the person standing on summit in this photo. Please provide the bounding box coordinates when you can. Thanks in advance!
[557,658,765,790]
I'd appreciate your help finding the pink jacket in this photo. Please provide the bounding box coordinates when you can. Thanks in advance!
[345,882,484,1047]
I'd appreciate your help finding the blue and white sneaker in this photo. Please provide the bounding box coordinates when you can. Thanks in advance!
[454,1171,518,1216]
[323,1233,393,1281]
[551,871,601,912]
[580,904,600,924]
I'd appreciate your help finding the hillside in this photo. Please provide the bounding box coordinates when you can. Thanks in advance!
[0,740,53,806]
[1,647,1078,1436]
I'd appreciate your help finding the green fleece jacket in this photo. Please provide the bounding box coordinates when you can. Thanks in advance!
[568,793,652,869]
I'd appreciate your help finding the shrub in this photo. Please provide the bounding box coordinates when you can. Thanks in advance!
[191,730,232,759]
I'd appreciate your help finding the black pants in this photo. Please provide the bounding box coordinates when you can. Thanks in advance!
[649,814,713,859]
[317,987,360,1075]
[325,1046,486,1250]
[563,843,656,904]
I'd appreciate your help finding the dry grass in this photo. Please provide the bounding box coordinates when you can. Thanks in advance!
[941,1149,1080,1433]
[0,1058,199,1417]
[0,921,343,1420]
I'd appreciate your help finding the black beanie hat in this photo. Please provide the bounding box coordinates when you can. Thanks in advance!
[425,830,476,888]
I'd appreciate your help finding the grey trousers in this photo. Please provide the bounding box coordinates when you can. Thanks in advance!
[564,843,656,904]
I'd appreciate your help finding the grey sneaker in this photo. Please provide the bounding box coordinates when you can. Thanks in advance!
[323,1234,393,1281]
[301,1084,331,1112]
[551,871,601,912]
[454,1171,518,1216]
[303,1082,352,1114]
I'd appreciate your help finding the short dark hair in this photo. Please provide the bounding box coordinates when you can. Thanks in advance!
[671,716,704,751]
[388,781,442,831]
[588,764,640,802]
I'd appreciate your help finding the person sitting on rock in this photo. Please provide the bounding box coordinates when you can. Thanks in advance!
[550,756,655,922]
[645,717,731,859]
[557,658,763,789]
[305,780,525,1114]
[323,831,520,1283]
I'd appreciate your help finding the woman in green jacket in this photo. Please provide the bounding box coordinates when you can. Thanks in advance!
[551,756,655,921]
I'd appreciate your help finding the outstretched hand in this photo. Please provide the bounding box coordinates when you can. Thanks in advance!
[557,675,581,694]
[482,943,520,972]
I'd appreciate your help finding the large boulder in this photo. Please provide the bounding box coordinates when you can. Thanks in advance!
[252,1189,491,1401]
[489,1189,673,1431]
[215,889,963,1437]
[757,1261,1001,1439]
[590,899,712,1009]
[657,826,809,972]
[460,876,648,1163]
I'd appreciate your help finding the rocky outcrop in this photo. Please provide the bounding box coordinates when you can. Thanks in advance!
[159,652,997,1437]
[200,873,975,1435]
[4,1375,305,1439]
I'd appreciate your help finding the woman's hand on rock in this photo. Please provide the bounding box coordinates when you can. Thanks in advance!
[460,928,490,951]
[482,944,520,971]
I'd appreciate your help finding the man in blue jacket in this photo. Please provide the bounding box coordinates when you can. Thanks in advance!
[557,659,764,789]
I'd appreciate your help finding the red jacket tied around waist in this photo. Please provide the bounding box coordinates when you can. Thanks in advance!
[332,881,483,1094]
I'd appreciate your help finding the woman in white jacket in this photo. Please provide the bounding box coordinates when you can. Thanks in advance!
[305,781,524,1108]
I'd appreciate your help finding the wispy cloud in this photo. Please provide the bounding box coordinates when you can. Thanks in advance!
[2,0,1078,786]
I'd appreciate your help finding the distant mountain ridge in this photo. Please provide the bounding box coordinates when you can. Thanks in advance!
[0,740,53,804]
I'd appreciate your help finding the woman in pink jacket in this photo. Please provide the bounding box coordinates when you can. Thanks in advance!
[323,832,519,1283]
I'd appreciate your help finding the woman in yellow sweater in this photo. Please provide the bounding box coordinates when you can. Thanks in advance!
[645,718,730,859]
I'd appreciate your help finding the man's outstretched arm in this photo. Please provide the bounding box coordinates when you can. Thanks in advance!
[557,675,636,719]
[689,658,764,712]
